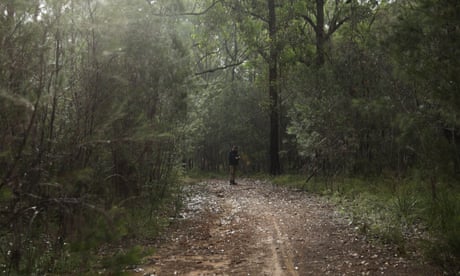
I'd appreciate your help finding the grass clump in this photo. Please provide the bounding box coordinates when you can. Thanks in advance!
[271,174,306,189]
[422,191,460,273]
[100,245,150,275]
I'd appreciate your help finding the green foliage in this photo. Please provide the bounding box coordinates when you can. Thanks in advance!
[387,0,460,181]
[0,186,13,202]
[423,191,460,271]
[390,0,460,111]
[272,174,306,189]
[0,0,190,274]
[101,246,147,275]
[288,174,459,270]
[185,70,269,172]
[392,184,420,223]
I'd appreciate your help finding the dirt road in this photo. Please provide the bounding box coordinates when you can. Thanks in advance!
[132,179,440,275]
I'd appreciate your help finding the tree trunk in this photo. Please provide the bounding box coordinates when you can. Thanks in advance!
[268,0,281,175]
[316,0,325,66]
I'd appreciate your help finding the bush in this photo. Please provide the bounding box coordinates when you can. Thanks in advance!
[423,190,460,272]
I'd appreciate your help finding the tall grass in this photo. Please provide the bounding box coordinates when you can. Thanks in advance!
[423,191,460,273]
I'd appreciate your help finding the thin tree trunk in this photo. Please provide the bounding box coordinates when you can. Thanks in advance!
[316,0,325,66]
[268,0,281,175]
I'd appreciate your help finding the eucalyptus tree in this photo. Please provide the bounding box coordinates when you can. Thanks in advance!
[283,0,395,179]
[292,0,348,66]
[266,0,282,174]
[184,1,259,172]
[189,0,299,174]
[187,0,375,175]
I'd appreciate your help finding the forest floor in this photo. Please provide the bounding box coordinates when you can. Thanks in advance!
[129,179,442,276]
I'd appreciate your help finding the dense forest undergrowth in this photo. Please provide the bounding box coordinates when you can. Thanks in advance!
[1,0,459,275]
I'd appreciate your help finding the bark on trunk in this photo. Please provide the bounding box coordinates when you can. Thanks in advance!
[268,0,281,175]
[316,0,325,66]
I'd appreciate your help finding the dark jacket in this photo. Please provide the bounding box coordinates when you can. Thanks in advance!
[228,149,240,166]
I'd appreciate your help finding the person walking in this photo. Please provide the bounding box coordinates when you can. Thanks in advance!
[228,145,240,185]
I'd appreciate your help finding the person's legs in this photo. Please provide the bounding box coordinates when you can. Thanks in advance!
[229,165,236,184]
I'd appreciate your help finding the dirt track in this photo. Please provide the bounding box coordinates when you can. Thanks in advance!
[131,179,441,275]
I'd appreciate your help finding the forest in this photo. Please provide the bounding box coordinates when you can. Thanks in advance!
[0,0,459,274]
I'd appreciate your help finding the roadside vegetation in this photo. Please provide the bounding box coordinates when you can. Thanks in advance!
[273,175,460,274]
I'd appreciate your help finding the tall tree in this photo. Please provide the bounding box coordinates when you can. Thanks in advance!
[296,0,358,66]
[190,0,285,174]
[267,0,281,174]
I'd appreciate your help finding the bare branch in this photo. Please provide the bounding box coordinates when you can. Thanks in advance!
[301,14,317,30]
[195,60,246,75]
[180,0,221,16]
[326,16,349,39]
[224,1,268,23]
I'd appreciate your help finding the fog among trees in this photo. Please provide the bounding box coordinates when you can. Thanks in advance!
[1,0,459,274]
